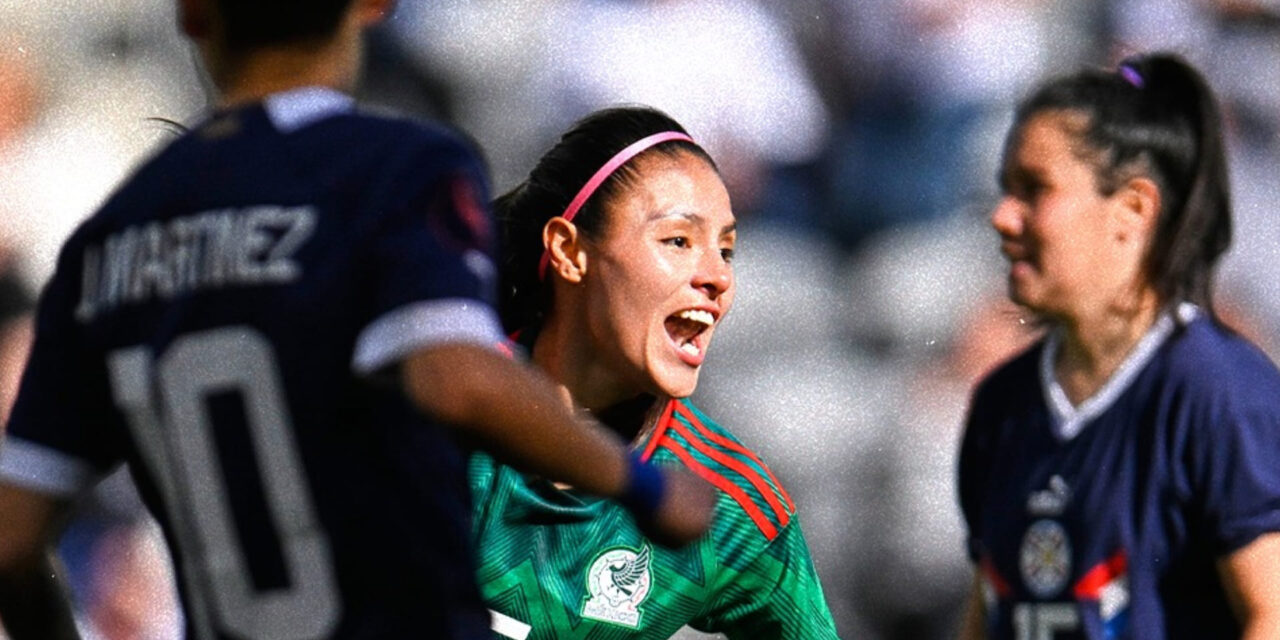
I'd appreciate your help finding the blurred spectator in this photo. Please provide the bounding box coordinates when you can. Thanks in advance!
[856,295,1039,639]
[695,221,902,639]
[389,0,569,189]
[394,0,829,211]
[547,0,829,211]
[7,2,1280,639]
[1,3,195,638]
[803,0,1097,250]
[0,0,202,288]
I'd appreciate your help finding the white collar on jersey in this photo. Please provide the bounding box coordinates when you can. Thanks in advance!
[1040,302,1198,441]
[263,86,355,134]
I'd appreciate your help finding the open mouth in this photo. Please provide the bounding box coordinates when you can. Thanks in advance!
[664,309,716,362]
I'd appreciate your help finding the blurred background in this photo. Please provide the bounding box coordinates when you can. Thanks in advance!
[1,0,1279,638]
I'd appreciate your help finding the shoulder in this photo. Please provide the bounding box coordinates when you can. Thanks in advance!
[645,399,797,543]
[960,340,1047,475]
[336,110,484,169]
[1154,313,1280,427]
[969,339,1046,418]
[1164,314,1280,392]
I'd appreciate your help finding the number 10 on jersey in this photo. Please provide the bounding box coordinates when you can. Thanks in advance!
[108,327,340,639]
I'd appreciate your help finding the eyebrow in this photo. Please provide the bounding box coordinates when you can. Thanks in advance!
[999,164,1045,192]
[647,210,737,235]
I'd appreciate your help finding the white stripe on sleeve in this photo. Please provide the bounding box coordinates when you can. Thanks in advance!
[0,438,98,496]
[352,298,504,375]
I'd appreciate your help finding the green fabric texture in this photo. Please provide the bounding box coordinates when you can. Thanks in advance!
[471,399,840,639]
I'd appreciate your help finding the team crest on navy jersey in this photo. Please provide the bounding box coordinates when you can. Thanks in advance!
[582,545,652,627]
[1020,520,1072,597]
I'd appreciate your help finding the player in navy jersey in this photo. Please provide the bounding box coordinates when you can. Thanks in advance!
[0,1,714,639]
[958,53,1280,639]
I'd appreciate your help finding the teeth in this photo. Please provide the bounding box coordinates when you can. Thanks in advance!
[678,309,714,327]
[680,342,701,356]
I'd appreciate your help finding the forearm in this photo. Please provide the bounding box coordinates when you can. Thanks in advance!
[1220,532,1280,640]
[403,344,629,497]
[957,574,987,640]
[0,552,81,640]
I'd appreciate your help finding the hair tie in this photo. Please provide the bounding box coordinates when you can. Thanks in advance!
[537,130,696,280]
[1119,64,1145,89]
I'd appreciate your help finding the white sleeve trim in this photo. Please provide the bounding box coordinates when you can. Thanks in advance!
[352,298,504,375]
[0,438,98,496]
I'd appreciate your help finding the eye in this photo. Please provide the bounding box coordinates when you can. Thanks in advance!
[663,236,690,248]
[1002,182,1029,203]
[720,248,735,263]
[1009,175,1047,203]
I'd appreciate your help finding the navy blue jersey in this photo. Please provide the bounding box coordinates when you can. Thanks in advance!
[0,88,503,639]
[959,305,1280,639]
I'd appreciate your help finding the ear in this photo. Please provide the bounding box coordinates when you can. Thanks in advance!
[1113,176,1161,241]
[355,0,394,26]
[543,217,588,283]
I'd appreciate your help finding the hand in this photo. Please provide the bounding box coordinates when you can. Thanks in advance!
[636,467,716,547]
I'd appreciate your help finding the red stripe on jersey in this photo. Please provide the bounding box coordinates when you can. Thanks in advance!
[979,555,1012,597]
[639,399,678,463]
[450,173,491,245]
[1074,551,1127,599]
[673,402,796,513]
[659,437,780,541]
[666,417,792,530]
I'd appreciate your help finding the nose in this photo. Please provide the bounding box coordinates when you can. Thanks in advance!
[990,196,1024,238]
[692,249,732,300]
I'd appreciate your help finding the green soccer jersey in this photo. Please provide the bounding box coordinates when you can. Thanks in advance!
[470,398,840,640]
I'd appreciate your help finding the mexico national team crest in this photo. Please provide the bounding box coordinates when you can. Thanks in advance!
[582,545,652,628]
[1020,519,1072,598]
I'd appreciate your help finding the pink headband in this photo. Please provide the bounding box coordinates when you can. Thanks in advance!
[538,131,696,279]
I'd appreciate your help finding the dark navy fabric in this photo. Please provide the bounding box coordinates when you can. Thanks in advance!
[960,314,1280,639]
[5,95,495,639]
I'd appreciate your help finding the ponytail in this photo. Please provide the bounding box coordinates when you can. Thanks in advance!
[1009,52,1232,311]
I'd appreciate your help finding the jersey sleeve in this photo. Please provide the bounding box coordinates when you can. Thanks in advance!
[692,516,841,640]
[959,377,999,562]
[1186,375,1280,554]
[351,137,505,375]
[0,242,123,496]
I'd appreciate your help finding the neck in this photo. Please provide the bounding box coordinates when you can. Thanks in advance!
[532,314,639,416]
[212,36,359,109]
[1054,289,1162,404]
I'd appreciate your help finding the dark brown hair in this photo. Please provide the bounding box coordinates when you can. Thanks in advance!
[495,106,716,333]
[1007,52,1231,311]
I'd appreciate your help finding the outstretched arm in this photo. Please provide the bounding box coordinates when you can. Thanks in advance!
[402,343,714,547]
[0,483,80,640]
[957,572,987,640]
[1219,532,1280,640]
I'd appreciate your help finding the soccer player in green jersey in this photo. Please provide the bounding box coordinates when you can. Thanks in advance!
[471,106,840,639]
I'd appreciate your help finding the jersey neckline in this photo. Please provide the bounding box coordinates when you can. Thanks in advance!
[1039,302,1198,441]
[262,86,355,134]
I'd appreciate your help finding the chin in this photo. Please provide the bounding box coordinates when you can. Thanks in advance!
[652,367,700,400]
[1007,279,1041,310]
